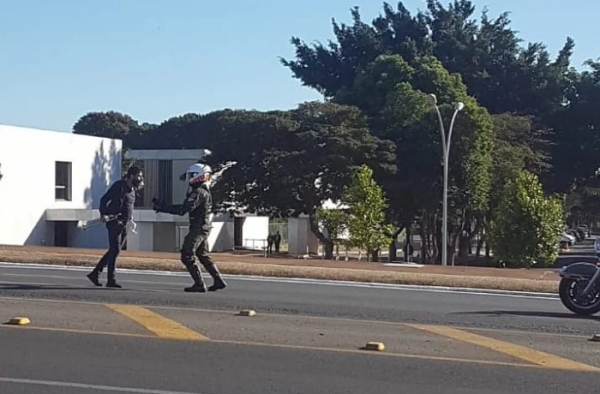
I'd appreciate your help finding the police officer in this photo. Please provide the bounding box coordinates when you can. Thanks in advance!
[87,166,144,288]
[153,162,226,293]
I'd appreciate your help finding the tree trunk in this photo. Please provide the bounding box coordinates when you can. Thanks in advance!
[308,213,334,259]
[370,249,380,262]
[323,241,334,260]
[476,236,484,258]
[458,235,470,258]
[420,215,428,263]
[388,227,404,263]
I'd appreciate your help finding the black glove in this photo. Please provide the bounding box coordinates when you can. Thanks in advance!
[152,197,164,213]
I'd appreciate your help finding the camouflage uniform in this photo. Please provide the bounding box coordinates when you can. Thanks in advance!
[155,184,226,292]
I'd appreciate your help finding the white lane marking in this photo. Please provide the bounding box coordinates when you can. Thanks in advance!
[0,261,559,300]
[0,377,203,394]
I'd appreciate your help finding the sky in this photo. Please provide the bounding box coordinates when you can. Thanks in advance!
[1,0,599,133]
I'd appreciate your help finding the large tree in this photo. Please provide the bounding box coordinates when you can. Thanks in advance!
[281,1,574,118]
[208,101,396,259]
[285,45,493,263]
[73,111,142,141]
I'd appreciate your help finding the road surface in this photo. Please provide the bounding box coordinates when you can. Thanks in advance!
[1,262,599,394]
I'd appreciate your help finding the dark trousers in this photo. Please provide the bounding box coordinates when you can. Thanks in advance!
[180,228,219,284]
[93,221,127,282]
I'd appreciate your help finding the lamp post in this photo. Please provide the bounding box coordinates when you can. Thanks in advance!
[427,94,464,267]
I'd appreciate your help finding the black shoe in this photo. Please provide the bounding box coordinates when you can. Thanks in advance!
[86,272,101,287]
[208,278,227,292]
[106,281,122,289]
[184,284,206,293]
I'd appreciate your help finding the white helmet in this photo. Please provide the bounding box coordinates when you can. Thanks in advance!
[186,163,212,186]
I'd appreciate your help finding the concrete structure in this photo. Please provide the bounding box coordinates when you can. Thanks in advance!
[48,149,269,253]
[0,124,122,248]
[0,127,268,253]
[286,199,350,257]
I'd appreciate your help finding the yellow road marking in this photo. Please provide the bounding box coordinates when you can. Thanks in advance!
[105,304,209,341]
[0,324,542,370]
[408,324,600,372]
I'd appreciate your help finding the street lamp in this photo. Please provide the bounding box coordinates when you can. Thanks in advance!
[427,94,464,267]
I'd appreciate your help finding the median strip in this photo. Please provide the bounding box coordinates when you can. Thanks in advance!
[105,304,209,341]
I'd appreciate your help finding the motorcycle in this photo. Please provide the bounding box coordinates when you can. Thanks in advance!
[558,238,600,315]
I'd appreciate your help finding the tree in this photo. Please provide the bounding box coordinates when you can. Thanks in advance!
[208,102,396,259]
[488,170,565,268]
[281,1,574,118]
[315,207,350,258]
[73,111,141,141]
[342,165,395,261]
[475,113,552,258]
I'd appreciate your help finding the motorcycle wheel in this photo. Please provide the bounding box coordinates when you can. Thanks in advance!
[559,278,600,316]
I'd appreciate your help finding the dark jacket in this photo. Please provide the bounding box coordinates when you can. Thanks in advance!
[159,184,212,233]
[99,179,136,222]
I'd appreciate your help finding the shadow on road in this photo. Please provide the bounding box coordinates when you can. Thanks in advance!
[0,283,110,291]
[453,310,600,321]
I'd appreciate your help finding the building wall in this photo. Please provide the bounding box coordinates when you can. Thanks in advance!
[0,125,122,247]
[241,216,270,250]
[127,222,154,252]
[287,217,319,256]
[171,159,197,204]
[153,222,176,252]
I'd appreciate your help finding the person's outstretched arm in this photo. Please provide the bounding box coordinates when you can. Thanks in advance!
[153,189,202,216]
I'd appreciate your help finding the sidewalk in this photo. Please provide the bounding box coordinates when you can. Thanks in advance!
[0,245,559,282]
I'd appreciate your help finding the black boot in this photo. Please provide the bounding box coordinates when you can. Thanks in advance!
[106,280,122,288]
[205,264,227,292]
[184,264,206,293]
[86,270,101,287]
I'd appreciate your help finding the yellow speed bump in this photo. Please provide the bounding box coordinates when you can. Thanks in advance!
[364,342,385,351]
[239,310,257,317]
[6,317,31,326]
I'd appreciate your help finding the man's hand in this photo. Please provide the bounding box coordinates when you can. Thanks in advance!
[152,197,164,213]
[100,215,110,223]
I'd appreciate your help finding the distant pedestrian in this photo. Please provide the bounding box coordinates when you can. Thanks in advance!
[267,234,274,254]
[274,231,282,253]
[87,166,144,288]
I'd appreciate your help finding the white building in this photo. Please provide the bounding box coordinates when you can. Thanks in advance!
[0,125,269,253]
[0,124,122,248]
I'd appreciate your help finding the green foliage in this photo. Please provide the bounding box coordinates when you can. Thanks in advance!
[315,207,349,243]
[489,170,565,268]
[342,165,395,260]
[73,111,140,140]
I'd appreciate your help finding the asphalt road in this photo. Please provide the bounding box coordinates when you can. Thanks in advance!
[0,263,598,334]
[1,326,599,394]
[1,261,600,393]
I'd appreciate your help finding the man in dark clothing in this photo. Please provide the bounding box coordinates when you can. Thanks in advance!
[274,231,281,253]
[86,166,144,288]
[153,162,226,293]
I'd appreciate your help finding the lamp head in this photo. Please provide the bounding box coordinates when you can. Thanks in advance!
[455,102,465,111]
[427,94,437,106]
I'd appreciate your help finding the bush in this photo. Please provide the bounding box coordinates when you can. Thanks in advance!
[489,170,564,268]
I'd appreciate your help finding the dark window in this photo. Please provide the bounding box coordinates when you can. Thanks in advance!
[55,161,72,201]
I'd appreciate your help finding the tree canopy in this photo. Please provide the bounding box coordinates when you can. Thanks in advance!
[71,1,600,266]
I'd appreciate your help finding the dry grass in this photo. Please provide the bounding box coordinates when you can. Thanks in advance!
[0,249,558,293]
